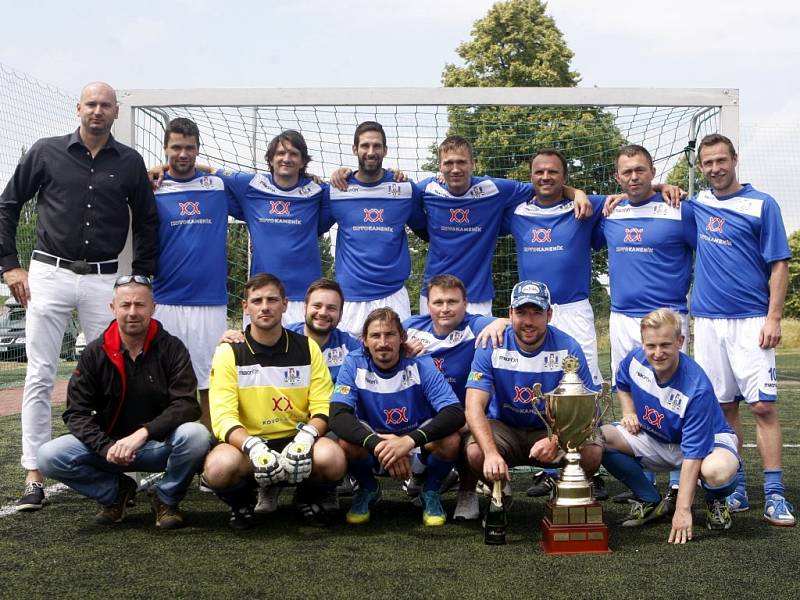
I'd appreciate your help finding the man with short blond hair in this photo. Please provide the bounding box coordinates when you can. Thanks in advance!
[601,308,741,541]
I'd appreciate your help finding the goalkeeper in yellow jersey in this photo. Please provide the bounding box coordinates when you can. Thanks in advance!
[202,273,346,529]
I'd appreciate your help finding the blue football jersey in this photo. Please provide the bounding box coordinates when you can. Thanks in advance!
[466,325,598,429]
[331,349,459,435]
[217,171,329,301]
[417,176,531,303]
[690,184,791,318]
[599,193,696,316]
[616,347,734,459]
[286,322,361,383]
[503,195,605,304]
[404,313,497,404]
[323,172,423,301]
[153,172,235,305]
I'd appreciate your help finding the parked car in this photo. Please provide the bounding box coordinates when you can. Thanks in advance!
[0,298,79,361]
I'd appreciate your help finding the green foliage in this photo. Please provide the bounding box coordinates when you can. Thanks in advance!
[786,229,800,319]
[441,0,625,314]
[665,154,707,194]
[226,221,249,323]
[442,0,579,88]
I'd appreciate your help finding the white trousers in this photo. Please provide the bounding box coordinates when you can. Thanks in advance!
[21,260,118,470]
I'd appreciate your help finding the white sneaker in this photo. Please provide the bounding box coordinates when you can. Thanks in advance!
[453,491,480,521]
[254,486,282,514]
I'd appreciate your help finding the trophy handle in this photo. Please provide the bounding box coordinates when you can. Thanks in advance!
[593,382,612,426]
[530,396,553,439]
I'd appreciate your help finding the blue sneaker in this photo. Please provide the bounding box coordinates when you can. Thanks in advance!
[726,490,750,513]
[420,490,446,527]
[346,485,381,525]
[763,494,795,527]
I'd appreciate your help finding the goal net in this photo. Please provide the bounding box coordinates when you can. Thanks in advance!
[115,87,738,362]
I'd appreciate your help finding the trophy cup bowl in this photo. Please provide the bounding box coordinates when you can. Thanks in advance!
[533,355,612,555]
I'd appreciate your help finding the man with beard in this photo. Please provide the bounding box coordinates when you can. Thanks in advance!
[152,117,237,430]
[464,281,602,516]
[322,121,426,336]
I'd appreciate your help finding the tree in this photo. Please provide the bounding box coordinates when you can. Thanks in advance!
[441,0,626,314]
[786,229,800,319]
[665,154,707,194]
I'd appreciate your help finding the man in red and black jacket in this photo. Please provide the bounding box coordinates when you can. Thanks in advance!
[38,275,209,529]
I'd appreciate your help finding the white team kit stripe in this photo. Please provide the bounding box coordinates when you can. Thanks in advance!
[606,202,682,221]
[354,364,421,393]
[406,326,476,352]
[423,179,500,199]
[156,176,225,194]
[627,357,689,418]
[491,348,568,372]
[248,173,322,198]
[694,190,763,218]
[513,200,573,217]
[330,181,414,200]
[237,363,311,388]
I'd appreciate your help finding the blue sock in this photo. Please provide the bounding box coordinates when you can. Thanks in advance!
[764,469,785,497]
[602,449,660,503]
[544,467,560,479]
[644,470,656,485]
[668,469,681,488]
[424,454,454,492]
[702,475,738,502]
[735,462,747,494]
[349,456,378,492]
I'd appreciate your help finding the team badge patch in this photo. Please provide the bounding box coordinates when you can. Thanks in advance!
[468,371,483,382]
[334,384,351,395]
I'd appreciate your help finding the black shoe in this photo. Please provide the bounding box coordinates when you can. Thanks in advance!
[95,475,137,525]
[592,475,609,501]
[229,505,255,530]
[662,486,679,516]
[526,471,555,497]
[612,489,635,504]
[294,486,333,526]
[439,469,460,494]
[336,475,359,497]
[16,481,46,512]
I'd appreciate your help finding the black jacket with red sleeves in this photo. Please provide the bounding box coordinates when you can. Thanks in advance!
[62,319,200,458]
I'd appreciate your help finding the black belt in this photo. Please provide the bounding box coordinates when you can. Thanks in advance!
[32,251,118,275]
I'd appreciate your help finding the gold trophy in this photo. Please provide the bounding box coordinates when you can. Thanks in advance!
[532,356,612,555]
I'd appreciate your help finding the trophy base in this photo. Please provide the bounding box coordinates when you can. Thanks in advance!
[540,501,612,555]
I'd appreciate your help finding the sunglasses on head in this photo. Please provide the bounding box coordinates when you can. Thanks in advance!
[114,275,152,288]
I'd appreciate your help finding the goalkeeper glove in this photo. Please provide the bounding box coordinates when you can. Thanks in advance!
[281,423,319,484]
[242,436,286,486]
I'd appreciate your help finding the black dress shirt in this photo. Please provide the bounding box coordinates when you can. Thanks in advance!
[0,129,159,275]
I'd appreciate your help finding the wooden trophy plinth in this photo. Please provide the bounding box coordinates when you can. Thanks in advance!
[540,501,612,555]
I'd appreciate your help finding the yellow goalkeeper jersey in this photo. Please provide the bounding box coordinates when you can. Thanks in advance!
[209,327,333,442]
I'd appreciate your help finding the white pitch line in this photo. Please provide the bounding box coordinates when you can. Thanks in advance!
[0,482,67,518]
[0,473,163,519]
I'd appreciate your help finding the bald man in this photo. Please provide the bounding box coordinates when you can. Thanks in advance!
[0,81,159,512]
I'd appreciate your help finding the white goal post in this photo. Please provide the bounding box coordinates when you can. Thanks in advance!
[111,86,739,321]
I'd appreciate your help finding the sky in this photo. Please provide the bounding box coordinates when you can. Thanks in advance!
[1,0,798,228]
[1,0,797,123]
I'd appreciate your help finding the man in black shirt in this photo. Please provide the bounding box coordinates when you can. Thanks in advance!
[37,276,208,528]
[0,81,159,511]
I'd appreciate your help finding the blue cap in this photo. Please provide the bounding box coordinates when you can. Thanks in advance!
[510,280,551,310]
